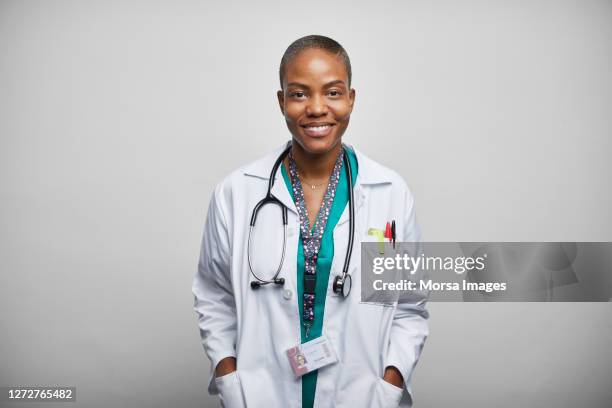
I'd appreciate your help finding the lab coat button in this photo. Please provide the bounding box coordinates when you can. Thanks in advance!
[282,289,293,300]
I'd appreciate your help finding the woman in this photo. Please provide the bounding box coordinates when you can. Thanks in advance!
[193,35,428,408]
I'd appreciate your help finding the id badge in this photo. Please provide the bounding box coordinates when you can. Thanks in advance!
[286,334,338,378]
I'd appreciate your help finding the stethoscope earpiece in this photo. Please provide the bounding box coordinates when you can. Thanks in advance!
[250,278,285,289]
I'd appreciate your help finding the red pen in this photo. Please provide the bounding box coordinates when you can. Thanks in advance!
[384,222,392,242]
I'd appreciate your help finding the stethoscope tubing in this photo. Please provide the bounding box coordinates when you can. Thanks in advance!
[247,222,287,285]
[341,146,355,283]
[248,142,354,292]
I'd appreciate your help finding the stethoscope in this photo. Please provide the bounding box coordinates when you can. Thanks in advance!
[247,142,355,298]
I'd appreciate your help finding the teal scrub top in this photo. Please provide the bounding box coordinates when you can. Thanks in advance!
[280,147,358,408]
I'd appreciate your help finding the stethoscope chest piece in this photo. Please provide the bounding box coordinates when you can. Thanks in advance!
[333,273,352,298]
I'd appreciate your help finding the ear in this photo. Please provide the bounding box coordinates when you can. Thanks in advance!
[348,88,356,112]
[277,90,285,116]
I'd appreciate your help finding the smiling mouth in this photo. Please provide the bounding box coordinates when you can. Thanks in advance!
[301,123,335,137]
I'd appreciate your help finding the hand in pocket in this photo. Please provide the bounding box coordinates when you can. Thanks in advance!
[371,377,403,408]
[215,371,246,408]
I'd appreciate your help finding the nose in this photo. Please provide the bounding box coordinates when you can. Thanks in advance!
[305,93,328,117]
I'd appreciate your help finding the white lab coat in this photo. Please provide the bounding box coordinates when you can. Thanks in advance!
[193,143,429,408]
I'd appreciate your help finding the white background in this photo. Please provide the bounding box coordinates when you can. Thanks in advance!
[1,0,611,406]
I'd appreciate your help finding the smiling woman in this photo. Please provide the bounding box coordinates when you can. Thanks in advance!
[193,35,429,408]
[277,42,355,158]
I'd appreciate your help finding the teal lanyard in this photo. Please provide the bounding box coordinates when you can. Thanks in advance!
[287,147,344,338]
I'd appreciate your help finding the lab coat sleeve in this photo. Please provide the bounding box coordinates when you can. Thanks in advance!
[384,186,429,406]
[192,185,237,394]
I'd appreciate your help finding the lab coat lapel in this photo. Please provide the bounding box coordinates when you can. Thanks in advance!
[270,165,297,217]
[244,143,395,225]
[337,146,391,226]
[243,142,297,216]
[337,184,365,226]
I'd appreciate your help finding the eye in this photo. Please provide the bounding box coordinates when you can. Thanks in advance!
[289,91,306,99]
[328,89,343,97]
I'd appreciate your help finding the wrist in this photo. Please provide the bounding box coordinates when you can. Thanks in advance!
[383,366,404,388]
[215,357,237,377]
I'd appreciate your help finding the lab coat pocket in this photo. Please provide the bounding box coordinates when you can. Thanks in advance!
[214,371,246,408]
[372,377,403,408]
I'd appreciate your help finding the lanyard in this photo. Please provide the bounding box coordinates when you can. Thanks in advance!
[288,147,344,338]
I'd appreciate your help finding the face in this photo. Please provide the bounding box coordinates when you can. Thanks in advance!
[277,48,355,155]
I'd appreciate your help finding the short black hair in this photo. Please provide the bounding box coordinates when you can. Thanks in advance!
[279,35,352,89]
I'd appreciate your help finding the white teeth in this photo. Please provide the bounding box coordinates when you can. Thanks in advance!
[306,125,330,130]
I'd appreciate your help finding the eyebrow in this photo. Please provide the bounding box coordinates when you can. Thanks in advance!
[286,79,346,89]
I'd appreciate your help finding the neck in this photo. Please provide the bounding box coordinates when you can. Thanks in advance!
[289,140,343,181]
